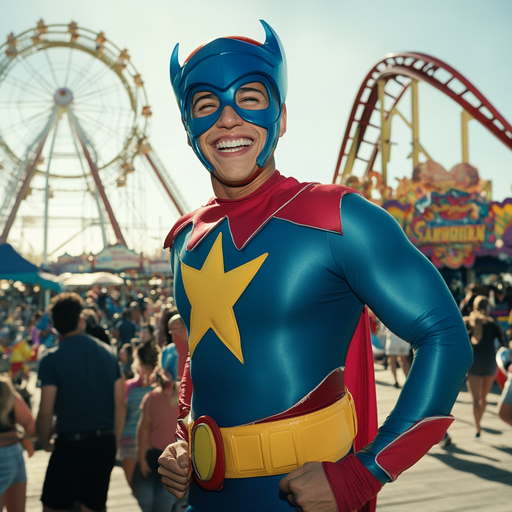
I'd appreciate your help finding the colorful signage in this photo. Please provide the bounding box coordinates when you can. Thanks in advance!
[94,244,141,272]
[51,253,94,274]
[343,160,511,269]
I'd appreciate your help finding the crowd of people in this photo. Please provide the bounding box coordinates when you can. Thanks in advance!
[0,270,512,512]
[371,279,512,442]
[0,282,190,511]
[0,271,512,510]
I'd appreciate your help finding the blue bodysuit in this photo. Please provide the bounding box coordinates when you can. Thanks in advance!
[166,172,472,511]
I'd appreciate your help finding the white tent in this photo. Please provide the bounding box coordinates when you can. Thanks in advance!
[60,272,124,287]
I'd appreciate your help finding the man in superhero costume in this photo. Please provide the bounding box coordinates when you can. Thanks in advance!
[158,20,473,512]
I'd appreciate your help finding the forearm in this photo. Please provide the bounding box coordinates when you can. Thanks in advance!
[36,412,54,451]
[137,422,150,463]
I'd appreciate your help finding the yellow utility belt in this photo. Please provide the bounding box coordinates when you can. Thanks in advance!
[190,390,357,484]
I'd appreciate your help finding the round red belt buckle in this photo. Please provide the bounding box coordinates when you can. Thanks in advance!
[190,415,225,491]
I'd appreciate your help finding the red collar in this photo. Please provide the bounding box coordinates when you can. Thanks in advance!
[164,171,357,251]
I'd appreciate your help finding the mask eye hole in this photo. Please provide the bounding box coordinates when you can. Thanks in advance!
[235,82,269,111]
[191,92,220,118]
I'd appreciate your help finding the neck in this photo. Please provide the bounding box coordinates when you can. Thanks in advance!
[211,159,277,200]
[60,326,84,340]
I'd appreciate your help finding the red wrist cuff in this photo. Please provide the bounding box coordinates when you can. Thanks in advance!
[323,455,382,512]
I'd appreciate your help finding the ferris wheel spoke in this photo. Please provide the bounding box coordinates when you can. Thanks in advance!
[75,81,126,102]
[74,109,125,142]
[73,63,120,96]
[64,46,74,87]
[2,74,53,101]
[18,55,57,94]
[44,49,61,89]
[68,53,97,91]
[0,100,52,107]
[1,107,55,135]
[74,102,134,116]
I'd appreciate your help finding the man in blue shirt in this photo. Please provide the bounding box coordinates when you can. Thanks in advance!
[37,293,125,512]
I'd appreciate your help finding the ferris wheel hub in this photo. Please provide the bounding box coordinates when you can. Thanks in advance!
[54,87,73,106]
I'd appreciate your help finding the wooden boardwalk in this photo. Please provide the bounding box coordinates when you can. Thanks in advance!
[22,366,512,512]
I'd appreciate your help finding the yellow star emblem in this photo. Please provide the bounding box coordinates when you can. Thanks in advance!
[181,232,267,364]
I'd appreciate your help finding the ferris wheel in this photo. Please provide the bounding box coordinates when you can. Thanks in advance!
[0,20,187,262]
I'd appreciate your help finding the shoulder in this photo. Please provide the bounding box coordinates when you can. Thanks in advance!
[164,206,204,250]
[339,193,409,240]
[124,376,141,394]
[42,344,60,357]
[271,182,360,235]
[77,333,112,351]
[283,182,360,207]
[144,388,159,403]
[38,347,57,371]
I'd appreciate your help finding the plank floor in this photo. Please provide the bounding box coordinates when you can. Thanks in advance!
[22,365,512,511]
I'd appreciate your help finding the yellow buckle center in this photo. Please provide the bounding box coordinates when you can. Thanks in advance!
[191,423,217,482]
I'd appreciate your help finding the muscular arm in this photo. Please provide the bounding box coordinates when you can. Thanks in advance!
[332,193,473,481]
[36,385,57,451]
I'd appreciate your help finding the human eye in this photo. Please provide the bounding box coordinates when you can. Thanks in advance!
[236,82,269,110]
[191,92,220,118]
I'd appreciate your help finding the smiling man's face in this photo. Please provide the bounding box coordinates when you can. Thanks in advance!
[191,82,286,194]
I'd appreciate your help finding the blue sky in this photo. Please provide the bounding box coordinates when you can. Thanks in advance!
[1,0,511,257]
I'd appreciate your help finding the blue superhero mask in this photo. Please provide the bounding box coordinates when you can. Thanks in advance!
[170,20,287,173]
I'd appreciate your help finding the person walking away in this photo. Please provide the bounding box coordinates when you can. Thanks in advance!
[132,355,187,512]
[464,295,505,437]
[36,292,125,512]
[114,308,139,347]
[0,375,35,512]
[119,342,160,489]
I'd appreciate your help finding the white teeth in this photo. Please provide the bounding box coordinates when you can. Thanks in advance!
[216,139,253,152]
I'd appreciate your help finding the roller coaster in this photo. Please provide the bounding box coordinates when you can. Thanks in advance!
[333,52,512,187]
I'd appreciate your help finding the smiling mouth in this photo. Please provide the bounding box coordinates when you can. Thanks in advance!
[216,138,253,153]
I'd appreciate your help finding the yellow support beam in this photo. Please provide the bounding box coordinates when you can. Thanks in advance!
[342,125,361,178]
[378,80,389,186]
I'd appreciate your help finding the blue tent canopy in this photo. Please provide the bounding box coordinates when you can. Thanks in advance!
[0,243,62,292]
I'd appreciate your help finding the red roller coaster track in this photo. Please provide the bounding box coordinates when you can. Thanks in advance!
[333,52,512,183]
